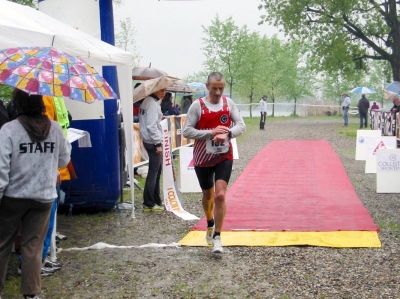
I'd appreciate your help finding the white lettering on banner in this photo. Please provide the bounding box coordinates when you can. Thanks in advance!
[161,119,199,220]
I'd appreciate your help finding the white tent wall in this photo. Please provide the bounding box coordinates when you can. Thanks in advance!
[0,0,135,216]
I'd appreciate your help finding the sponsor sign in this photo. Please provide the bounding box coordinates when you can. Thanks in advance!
[367,137,397,159]
[355,130,381,161]
[179,147,202,193]
[376,152,400,172]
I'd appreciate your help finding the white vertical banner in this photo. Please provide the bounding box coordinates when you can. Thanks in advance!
[161,120,199,220]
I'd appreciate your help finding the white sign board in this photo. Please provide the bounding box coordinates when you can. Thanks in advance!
[231,138,239,159]
[356,130,381,160]
[365,136,397,173]
[178,147,202,193]
[376,148,400,193]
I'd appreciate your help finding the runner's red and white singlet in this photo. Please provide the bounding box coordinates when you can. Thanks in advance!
[193,97,233,167]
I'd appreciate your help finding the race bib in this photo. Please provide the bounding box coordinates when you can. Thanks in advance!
[206,137,229,154]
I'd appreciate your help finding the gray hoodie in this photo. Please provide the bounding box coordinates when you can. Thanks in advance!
[139,95,163,145]
[0,119,71,203]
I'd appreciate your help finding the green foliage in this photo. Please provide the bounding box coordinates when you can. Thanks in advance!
[115,18,142,68]
[202,16,316,117]
[8,0,36,7]
[202,15,250,97]
[0,85,13,103]
[259,0,400,81]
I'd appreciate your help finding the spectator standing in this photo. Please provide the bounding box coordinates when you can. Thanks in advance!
[160,92,179,116]
[341,93,352,127]
[0,89,70,299]
[259,95,267,130]
[390,96,400,113]
[371,102,379,110]
[181,95,193,114]
[139,88,167,212]
[357,94,370,129]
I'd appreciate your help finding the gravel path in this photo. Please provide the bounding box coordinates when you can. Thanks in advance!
[4,117,399,299]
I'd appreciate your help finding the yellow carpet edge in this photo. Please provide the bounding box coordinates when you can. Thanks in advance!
[179,231,381,248]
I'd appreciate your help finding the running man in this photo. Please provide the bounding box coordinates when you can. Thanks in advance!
[182,72,246,253]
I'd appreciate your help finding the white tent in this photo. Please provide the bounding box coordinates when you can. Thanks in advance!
[0,0,136,217]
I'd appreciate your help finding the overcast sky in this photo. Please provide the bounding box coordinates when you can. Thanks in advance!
[113,0,283,79]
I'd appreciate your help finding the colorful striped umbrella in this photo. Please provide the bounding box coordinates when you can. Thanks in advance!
[0,47,118,103]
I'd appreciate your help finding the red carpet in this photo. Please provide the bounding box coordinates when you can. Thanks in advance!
[191,140,379,232]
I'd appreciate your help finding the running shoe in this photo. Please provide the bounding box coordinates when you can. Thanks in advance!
[40,267,55,277]
[142,205,164,212]
[55,232,68,241]
[18,264,55,277]
[206,226,215,245]
[43,258,62,270]
[212,236,223,253]
[23,296,43,299]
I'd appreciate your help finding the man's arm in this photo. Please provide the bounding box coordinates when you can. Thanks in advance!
[228,99,246,138]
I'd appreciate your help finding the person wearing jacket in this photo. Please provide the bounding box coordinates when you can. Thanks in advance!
[357,94,370,129]
[139,88,167,212]
[160,92,179,116]
[0,89,71,299]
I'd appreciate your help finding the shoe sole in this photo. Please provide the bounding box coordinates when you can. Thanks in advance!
[211,247,223,254]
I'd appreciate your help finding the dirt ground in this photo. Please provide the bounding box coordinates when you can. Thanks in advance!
[2,116,400,299]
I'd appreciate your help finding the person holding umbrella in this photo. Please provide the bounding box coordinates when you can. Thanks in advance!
[0,89,71,299]
[357,94,370,129]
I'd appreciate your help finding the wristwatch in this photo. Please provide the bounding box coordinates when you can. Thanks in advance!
[228,130,232,139]
[155,143,162,147]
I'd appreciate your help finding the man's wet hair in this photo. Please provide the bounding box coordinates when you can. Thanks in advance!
[207,72,225,85]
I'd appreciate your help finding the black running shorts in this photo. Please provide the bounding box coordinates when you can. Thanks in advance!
[194,158,233,190]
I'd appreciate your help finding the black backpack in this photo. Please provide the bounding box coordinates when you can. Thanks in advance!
[0,99,10,129]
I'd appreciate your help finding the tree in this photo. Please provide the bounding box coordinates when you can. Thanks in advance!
[8,0,36,6]
[261,36,295,116]
[115,18,142,68]
[235,33,267,117]
[259,0,400,81]
[279,41,315,115]
[202,15,250,97]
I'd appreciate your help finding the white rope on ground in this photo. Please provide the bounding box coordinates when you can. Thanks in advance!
[60,242,181,252]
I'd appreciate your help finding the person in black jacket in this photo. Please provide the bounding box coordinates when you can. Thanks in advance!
[390,96,400,114]
[160,92,179,116]
[357,94,370,129]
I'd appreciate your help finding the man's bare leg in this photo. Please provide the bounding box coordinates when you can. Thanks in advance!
[213,180,227,233]
[202,188,214,221]
[203,188,215,245]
